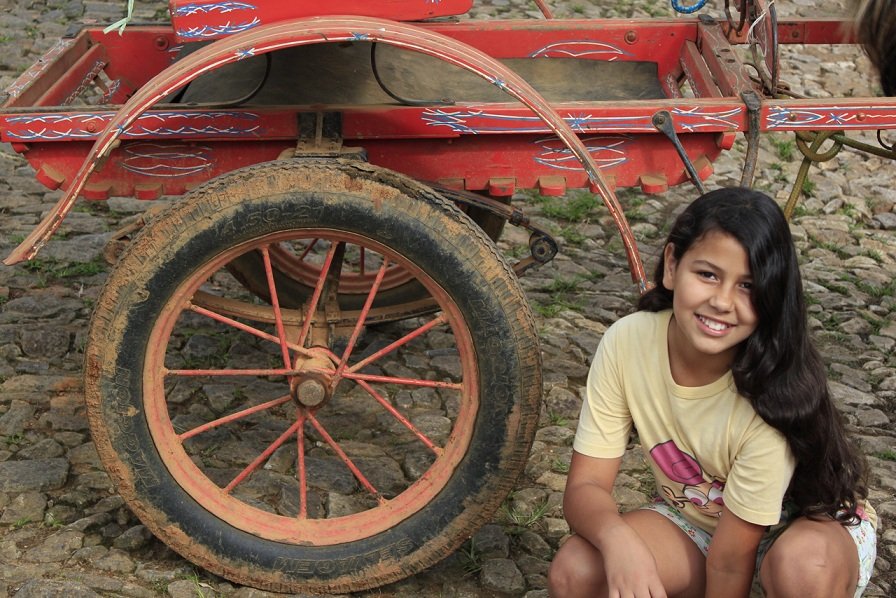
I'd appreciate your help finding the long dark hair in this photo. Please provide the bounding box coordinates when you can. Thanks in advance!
[638,188,867,523]
[854,0,896,95]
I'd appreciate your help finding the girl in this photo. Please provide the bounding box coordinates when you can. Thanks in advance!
[547,188,877,598]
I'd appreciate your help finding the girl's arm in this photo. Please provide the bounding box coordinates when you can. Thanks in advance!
[564,450,668,598]
[704,506,765,598]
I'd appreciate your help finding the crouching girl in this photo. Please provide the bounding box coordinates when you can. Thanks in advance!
[548,188,877,598]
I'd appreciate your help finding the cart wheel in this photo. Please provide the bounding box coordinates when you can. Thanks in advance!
[225,190,507,315]
[84,160,541,593]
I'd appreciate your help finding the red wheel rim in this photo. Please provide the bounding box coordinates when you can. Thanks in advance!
[144,229,478,545]
[268,241,418,295]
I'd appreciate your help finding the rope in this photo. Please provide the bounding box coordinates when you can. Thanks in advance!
[104,0,134,35]
[746,0,778,92]
[746,0,775,43]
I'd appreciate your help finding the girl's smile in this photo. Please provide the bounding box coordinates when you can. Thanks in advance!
[662,230,758,385]
[695,314,733,334]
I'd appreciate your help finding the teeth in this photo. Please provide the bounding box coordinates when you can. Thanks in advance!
[699,316,729,331]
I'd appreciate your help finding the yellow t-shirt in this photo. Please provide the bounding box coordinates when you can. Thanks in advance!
[574,310,796,534]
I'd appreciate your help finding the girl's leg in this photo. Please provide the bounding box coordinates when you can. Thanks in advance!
[623,510,707,598]
[547,509,707,598]
[758,517,859,598]
[547,534,607,597]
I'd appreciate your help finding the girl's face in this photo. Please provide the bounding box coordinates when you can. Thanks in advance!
[663,230,758,376]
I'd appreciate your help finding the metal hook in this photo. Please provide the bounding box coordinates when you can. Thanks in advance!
[652,110,707,194]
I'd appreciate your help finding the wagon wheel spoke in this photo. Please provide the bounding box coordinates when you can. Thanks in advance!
[341,372,462,391]
[260,244,293,369]
[295,241,343,350]
[298,238,319,260]
[187,299,311,357]
[306,411,385,505]
[178,394,292,441]
[331,297,455,459]
[224,418,304,493]
[335,259,389,375]
[296,411,308,519]
[167,367,296,377]
[355,380,441,455]
[346,313,448,374]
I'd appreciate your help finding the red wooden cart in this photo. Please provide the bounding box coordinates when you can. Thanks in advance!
[1,0,892,592]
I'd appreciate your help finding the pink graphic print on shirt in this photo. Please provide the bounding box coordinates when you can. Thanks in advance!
[650,440,725,518]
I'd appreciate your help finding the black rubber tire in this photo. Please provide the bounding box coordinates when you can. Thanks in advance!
[225,192,507,312]
[84,160,541,593]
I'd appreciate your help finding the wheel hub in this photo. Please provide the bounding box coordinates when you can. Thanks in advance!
[290,373,330,407]
[289,349,337,408]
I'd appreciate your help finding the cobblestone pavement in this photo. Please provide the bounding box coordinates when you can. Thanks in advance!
[0,1,894,596]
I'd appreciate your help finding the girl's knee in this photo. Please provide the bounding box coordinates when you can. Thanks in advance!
[760,523,857,598]
[547,560,601,597]
[547,536,605,597]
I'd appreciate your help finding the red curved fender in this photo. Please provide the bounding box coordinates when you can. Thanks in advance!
[3,15,646,290]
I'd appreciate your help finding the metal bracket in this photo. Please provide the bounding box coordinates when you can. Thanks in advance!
[296,111,343,153]
[652,110,707,194]
[431,185,558,276]
[739,90,762,188]
[278,111,368,160]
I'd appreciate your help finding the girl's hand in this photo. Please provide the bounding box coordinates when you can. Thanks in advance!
[561,452,671,597]
[599,522,668,598]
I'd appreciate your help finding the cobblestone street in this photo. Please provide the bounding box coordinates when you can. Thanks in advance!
[0,1,894,596]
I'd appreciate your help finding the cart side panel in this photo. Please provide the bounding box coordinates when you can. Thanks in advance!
[3,123,724,200]
[14,140,293,200]
[2,27,181,109]
[87,27,181,97]
[168,0,474,43]
[3,36,89,107]
[361,133,722,194]
[430,20,696,87]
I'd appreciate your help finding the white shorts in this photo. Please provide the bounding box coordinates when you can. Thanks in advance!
[641,500,877,597]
